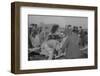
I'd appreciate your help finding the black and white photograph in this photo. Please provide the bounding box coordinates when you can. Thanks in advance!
[11,2,97,73]
[28,15,88,61]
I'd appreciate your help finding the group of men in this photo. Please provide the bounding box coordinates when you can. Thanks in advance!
[28,23,88,60]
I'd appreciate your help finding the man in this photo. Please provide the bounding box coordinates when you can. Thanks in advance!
[62,25,81,59]
[79,26,84,48]
[61,25,72,56]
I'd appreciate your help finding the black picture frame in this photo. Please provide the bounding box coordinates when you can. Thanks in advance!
[11,2,98,74]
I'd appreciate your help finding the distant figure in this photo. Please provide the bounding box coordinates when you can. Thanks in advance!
[84,31,88,46]
[79,26,84,48]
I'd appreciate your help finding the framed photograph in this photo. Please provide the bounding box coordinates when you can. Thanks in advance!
[11,2,98,74]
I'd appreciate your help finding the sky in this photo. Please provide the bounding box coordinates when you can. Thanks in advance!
[28,15,88,29]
